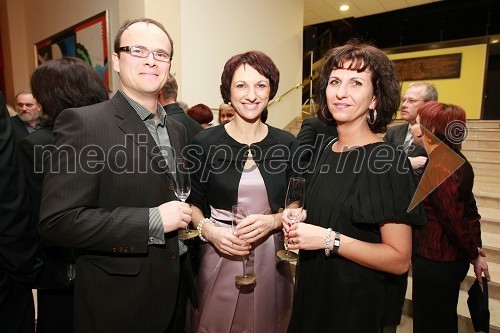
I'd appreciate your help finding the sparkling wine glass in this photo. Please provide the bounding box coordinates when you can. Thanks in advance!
[277,177,305,261]
[232,204,256,286]
[173,157,199,240]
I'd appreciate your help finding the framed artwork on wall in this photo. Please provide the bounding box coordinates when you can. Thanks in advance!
[393,53,462,81]
[34,11,110,90]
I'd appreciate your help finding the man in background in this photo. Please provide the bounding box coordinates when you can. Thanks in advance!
[10,91,42,141]
[158,75,202,143]
[381,82,437,333]
[384,82,438,172]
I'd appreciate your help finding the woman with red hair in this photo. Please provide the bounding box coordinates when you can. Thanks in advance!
[410,101,490,333]
[187,103,214,129]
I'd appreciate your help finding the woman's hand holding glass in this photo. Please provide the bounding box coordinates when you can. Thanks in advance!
[233,213,275,244]
[202,222,251,256]
[286,221,333,251]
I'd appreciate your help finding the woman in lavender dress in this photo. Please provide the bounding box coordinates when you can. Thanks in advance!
[186,51,298,333]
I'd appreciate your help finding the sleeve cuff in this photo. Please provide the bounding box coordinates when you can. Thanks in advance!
[148,207,165,245]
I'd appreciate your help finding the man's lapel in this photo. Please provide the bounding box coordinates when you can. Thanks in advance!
[111,92,171,176]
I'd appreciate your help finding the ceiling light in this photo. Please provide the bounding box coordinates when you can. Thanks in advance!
[491,39,499,44]
[340,4,349,11]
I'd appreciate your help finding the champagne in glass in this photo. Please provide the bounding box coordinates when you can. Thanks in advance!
[277,177,305,261]
[173,157,198,240]
[232,204,256,286]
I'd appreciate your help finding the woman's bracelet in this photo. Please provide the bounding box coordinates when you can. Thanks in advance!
[325,228,332,256]
[197,218,214,243]
[325,228,341,257]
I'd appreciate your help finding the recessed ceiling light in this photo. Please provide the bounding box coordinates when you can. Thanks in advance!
[340,4,349,11]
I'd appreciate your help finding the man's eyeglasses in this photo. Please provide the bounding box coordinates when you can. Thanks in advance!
[401,98,425,104]
[118,45,172,63]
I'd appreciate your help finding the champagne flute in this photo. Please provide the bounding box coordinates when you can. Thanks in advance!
[277,177,305,261]
[173,157,199,240]
[232,204,256,286]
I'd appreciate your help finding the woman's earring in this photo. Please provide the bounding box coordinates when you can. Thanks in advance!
[367,108,377,125]
[322,105,329,118]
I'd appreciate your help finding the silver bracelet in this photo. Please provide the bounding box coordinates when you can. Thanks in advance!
[325,228,332,257]
[197,218,214,242]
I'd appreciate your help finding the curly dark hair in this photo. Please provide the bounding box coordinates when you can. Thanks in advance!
[220,50,279,104]
[316,41,401,133]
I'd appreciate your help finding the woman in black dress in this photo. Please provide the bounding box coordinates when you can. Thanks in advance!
[284,42,426,332]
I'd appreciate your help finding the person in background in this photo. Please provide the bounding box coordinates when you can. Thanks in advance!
[0,91,39,332]
[38,18,192,332]
[410,101,489,333]
[186,50,297,333]
[187,103,214,129]
[218,102,235,124]
[10,91,42,142]
[284,42,426,333]
[178,100,189,113]
[158,75,202,143]
[18,57,110,333]
[381,81,438,333]
[384,82,438,172]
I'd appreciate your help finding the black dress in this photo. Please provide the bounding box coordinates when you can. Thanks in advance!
[288,140,426,333]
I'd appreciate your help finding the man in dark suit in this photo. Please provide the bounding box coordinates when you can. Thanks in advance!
[0,91,39,332]
[39,18,192,333]
[381,82,438,333]
[10,91,42,142]
[384,82,438,172]
[158,75,202,143]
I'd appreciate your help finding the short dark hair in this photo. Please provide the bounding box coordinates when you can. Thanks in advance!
[30,57,109,127]
[114,18,173,59]
[187,103,213,124]
[317,41,401,133]
[220,50,279,104]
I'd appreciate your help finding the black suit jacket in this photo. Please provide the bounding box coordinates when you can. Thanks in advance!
[10,115,30,143]
[163,102,202,143]
[39,91,187,332]
[0,91,38,329]
[19,128,54,218]
[296,117,338,172]
[384,123,427,158]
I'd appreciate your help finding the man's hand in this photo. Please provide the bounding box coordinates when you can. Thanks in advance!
[158,201,192,233]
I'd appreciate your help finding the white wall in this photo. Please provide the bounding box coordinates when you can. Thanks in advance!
[2,0,304,128]
[179,0,304,128]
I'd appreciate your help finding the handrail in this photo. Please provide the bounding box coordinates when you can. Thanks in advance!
[268,83,303,107]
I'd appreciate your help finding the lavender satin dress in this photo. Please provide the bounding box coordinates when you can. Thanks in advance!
[187,166,293,333]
